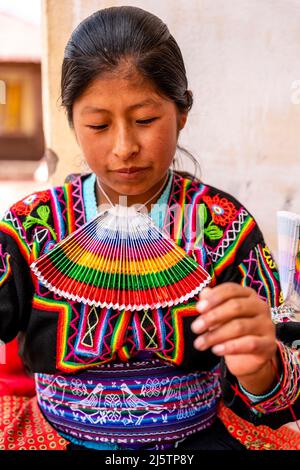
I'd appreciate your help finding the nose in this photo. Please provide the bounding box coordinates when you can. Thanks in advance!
[112,124,139,160]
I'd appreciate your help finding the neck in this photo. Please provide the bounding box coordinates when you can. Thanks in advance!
[96,171,170,213]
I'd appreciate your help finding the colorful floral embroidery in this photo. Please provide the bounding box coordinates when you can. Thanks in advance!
[203,194,237,227]
[23,205,57,240]
[200,203,223,241]
[0,243,11,287]
[11,191,50,216]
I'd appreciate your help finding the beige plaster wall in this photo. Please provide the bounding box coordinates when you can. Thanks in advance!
[42,0,300,256]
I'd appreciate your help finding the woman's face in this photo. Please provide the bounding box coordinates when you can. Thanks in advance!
[72,70,187,206]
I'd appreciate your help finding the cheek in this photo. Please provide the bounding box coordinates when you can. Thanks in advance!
[152,136,176,159]
[77,131,105,160]
[151,119,178,151]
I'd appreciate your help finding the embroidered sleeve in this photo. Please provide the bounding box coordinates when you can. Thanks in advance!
[238,341,300,414]
[219,236,300,426]
[221,341,300,428]
[0,229,34,343]
[0,187,56,345]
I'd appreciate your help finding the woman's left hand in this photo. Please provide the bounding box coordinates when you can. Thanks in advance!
[191,283,278,389]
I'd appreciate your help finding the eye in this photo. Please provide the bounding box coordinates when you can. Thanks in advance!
[136,118,158,125]
[87,124,108,131]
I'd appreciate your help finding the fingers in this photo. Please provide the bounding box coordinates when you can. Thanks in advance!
[196,284,254,315]
[192,295,267,335]
[204,335,276,357]
[191,284,275,366]
[193,317,267,352]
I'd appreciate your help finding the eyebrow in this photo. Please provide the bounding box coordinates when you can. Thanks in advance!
[81,99,162,114]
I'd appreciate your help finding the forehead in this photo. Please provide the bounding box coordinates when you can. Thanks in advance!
[74,73,169,115]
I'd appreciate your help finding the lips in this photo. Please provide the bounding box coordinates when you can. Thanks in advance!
[113,167,147,174]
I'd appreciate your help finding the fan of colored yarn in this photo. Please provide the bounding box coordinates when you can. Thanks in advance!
[277,211,300,309]
[31,204,211,311]
[295,240,300,297]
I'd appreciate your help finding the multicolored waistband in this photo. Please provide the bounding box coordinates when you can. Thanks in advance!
[35,358,221,447]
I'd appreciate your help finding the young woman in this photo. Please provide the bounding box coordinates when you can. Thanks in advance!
[0,6,299,450]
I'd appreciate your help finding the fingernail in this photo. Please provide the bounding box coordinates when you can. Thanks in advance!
[212,344,225,354]
[191,318,205,333]
[194,335,206,349]
[197,300,209,311]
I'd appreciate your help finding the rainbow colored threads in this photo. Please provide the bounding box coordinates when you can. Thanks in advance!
[294,239,300,296]
[277,211,300,307]
[31,204,211,312]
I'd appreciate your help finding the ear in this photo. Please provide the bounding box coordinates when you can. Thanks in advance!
[178,112,188,130]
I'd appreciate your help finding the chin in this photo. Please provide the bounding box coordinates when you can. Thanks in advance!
[116,185,146,197]
[110,177,148,192]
